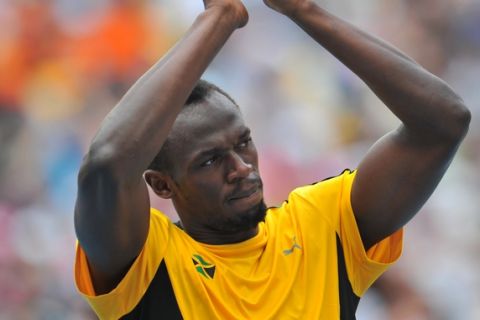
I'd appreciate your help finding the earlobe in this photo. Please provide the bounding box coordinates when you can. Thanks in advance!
[144,170,174,199]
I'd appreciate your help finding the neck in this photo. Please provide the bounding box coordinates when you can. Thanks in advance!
[179,223,259,245]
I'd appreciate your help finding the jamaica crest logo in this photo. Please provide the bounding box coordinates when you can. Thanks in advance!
[192,254,215,279]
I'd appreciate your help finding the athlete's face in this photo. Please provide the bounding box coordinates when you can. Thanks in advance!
[164,92,266,241]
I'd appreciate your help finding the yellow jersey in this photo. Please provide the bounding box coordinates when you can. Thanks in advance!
[75,170,403,319]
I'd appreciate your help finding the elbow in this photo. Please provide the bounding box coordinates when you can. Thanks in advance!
[77,144,119,187]
[427,91,472,143]
[446,99,471,142]
[77,141,142,193]
[457,101,471,134]
[79,138,145,183]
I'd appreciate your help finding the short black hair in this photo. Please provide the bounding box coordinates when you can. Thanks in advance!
[147,79,238,173]
[185,79,237,107]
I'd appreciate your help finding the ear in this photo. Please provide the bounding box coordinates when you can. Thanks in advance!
[144,170,175,199]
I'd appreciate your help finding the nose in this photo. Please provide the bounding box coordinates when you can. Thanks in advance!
[226,151,253,183]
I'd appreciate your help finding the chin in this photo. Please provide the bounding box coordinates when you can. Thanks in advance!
[215,200,267,233]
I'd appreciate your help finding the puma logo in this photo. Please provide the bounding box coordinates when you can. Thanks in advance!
[283,236,302,256]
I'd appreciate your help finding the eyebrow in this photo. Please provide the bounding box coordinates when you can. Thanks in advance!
[191,128,251,162]
[194,147,226,162]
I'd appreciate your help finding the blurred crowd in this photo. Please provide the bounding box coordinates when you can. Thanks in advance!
[0,0,479,319]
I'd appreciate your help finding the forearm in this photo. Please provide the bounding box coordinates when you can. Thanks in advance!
[288,3,469,141]
[86,7,241,177]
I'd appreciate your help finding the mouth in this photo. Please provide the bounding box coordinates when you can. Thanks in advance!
[229,187,260,201]
[227,184,263,209]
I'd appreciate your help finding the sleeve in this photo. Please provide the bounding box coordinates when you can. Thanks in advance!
[337,170,403,297]
[74,208,171,320]
[289,170,403,297]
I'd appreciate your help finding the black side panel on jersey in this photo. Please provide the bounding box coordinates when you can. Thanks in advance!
[121,261,183,319]
[337,235,360,320]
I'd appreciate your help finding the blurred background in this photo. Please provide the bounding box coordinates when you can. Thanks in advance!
[0,0,479,319]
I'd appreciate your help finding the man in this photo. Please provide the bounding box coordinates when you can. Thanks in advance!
[74,0,470,319]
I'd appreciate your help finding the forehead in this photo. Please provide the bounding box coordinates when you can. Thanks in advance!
[169,91,247,159]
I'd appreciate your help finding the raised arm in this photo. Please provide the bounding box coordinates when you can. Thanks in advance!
[264,1,470,249]
[74,1,248,294]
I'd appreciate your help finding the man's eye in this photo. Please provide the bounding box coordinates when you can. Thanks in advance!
[237,138,252,148]
[201,156,218,167]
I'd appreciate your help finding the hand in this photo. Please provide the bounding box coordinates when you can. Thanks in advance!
[263,0,310,17]
[203,0,249,28]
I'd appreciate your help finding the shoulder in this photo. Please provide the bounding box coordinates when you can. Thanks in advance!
[149,208,174,233]
[285,169,355,210]
[267,169,356,230]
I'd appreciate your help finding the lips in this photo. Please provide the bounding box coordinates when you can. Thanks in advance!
[229,187,259,201]
[227,178,263,202]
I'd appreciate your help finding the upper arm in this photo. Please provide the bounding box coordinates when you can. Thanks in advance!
[74,155,150,294]
[351,125,464,249]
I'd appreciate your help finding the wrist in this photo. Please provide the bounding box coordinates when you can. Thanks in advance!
[286,1,317,20]
[204,3,248,29]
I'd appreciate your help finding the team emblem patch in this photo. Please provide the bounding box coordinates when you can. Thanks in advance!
[192,254,216,279]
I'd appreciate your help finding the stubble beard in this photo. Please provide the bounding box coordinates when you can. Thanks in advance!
[211,200,268,234]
